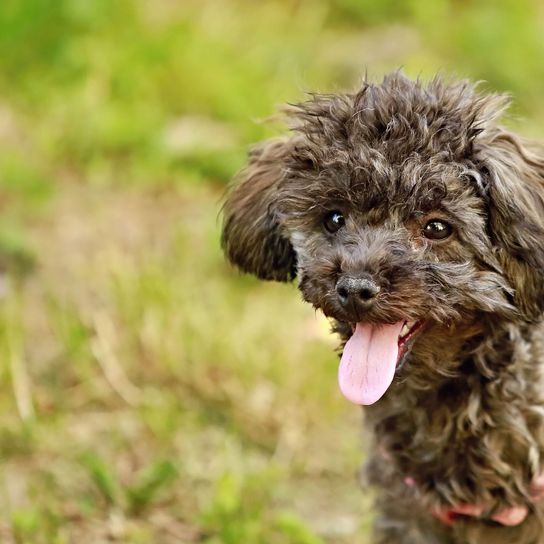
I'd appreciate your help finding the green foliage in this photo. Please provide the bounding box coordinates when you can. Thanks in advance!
[275,513,327,544]
[126,460,178,515]
[80,452,178,514]
[0,0,542,191]
[80,452,121,507]
[201,469,325,544]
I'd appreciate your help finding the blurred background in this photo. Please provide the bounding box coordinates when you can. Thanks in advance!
[0,0,543,542]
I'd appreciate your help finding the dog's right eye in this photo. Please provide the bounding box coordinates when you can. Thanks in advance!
[423,219,453,240]
[323,211,345,233]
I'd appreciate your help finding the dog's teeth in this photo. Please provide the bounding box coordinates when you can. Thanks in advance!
[399,321,417,338]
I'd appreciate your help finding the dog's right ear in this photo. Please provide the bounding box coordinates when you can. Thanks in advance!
[221,139,296,282]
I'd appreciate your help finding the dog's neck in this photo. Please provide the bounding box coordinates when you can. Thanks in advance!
[362,317,544,508]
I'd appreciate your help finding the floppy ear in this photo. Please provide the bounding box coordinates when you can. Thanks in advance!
[221,139,296,281]
[479,130,544,320]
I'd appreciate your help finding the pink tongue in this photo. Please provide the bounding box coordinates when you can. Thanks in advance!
[338,321,404,405]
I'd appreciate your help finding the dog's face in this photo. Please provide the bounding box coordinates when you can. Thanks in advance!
[284,159,506,328]
[222,74,544,403]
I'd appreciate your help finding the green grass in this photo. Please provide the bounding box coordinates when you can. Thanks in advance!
[0,0,542,541]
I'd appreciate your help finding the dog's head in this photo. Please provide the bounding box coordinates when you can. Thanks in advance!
[222,73,544,403]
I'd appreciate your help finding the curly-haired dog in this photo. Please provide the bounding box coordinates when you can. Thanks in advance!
[221,73,544,543]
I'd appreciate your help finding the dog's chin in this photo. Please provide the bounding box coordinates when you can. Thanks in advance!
[337,319,425,405]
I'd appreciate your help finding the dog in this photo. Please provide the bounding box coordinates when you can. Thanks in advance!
[221,72,544,543]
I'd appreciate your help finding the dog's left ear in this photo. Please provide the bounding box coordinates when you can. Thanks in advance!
[221,139,296,282]
[479,130,544,320]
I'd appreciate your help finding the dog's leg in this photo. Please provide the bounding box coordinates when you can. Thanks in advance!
[365,455,454,543]
[372,494,455,544]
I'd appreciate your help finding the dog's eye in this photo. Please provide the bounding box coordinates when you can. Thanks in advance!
[323,211,345,233]
[423,219,453,240]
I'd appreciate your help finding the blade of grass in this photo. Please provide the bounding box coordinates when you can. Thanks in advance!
[4,291,34,422]
[80,452,121,508]
[127,460,178,515]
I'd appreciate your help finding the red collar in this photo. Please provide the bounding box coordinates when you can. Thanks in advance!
[404,475,544,527]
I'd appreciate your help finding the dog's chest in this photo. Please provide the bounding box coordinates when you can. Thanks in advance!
[365,358,544,506]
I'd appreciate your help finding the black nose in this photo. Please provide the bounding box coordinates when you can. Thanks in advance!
[336,276,380,309]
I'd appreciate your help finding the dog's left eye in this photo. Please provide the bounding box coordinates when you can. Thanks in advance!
[423,219,453,240]
[323,211,345,233]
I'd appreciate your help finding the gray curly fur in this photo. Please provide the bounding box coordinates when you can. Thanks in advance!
[221,72,544,543]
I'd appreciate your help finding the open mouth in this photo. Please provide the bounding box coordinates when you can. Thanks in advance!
[339,320,424,405]
[398,320,424,354]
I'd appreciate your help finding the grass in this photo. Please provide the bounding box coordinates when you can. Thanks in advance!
[0,0,543,542]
